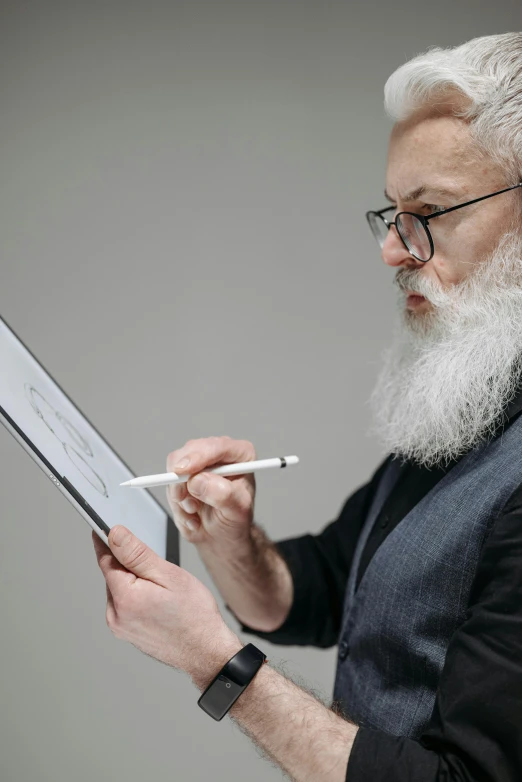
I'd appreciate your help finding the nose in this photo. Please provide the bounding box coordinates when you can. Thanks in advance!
[381,224,421,269]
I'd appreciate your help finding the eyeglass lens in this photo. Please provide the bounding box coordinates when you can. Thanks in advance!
[368,212,432,262]
[368,212,389,247]
[396,213,431,261]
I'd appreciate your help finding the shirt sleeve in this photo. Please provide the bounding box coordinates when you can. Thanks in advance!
[227,458,390,649]
[347,485,522,782]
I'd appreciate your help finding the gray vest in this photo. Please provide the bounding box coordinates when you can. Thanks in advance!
[333,413,522,739]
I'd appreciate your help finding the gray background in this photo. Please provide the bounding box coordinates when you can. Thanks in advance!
[1,2,520,780]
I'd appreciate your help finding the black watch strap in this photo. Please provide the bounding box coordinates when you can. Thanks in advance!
[197,643,267,721]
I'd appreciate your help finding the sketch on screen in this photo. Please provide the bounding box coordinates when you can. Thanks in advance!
[24,383,109,497]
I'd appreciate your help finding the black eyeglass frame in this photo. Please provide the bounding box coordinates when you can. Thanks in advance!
[366,181,522,262]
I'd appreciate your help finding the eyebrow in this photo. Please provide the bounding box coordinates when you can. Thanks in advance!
[384,185,461,203]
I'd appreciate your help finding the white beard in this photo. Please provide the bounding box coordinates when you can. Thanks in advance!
[369,230,522,467]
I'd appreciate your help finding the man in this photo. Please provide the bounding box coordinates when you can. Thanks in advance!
[93,32,522,780]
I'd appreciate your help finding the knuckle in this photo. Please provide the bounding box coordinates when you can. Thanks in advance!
[235,492,253,515]
[166,448,185,470]
[208,436,228,461]
[242,439,256,458]
[216,477,234,503]
[207,437,221,456]
[124,541,149,570]
[97,552,112,573]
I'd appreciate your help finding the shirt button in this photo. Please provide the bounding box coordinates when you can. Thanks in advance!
[380,515,390,529]
[339,640,349,660]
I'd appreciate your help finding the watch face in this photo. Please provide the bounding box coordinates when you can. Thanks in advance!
[198,645,267,720]
[198,677,244,721]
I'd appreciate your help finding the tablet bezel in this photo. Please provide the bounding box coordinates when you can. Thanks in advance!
[0,315,179,565]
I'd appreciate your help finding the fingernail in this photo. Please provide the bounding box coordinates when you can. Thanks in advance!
[185,519,197,531]
[180,497,198,514]
[190,474,208,496]
[173,457,190,471]
[112,526,131,546]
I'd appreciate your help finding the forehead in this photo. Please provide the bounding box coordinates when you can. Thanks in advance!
[386,114,494,200]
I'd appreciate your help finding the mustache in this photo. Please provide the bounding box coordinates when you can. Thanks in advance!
[395,268,429,295]
[394,268,444,304]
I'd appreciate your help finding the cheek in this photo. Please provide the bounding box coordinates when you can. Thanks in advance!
[440,215,502,280]
[429,255,463,287]
[431,224,487,285]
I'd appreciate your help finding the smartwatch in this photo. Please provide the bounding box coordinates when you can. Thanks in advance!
[197,643,267,721]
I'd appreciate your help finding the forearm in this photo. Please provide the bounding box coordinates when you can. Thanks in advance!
[193,652,357,782]
[196,523,294,632]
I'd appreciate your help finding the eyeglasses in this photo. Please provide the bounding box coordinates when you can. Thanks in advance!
[366,181,522,262]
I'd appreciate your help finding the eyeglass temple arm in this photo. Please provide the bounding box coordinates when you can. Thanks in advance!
[425,182,522,220]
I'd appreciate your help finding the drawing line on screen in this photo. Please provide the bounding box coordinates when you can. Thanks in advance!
[24,383,109,497]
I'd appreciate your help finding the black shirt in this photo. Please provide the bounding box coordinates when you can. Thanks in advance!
[234,387,522,781]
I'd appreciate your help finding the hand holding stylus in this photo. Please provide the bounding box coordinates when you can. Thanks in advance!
[161,437,297,547]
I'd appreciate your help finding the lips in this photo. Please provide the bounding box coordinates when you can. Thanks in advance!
[406,293,427,308]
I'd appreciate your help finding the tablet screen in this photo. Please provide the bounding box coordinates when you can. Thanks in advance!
[0,317,174,560]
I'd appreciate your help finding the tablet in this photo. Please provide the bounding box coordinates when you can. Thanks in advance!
[0,316,178,564]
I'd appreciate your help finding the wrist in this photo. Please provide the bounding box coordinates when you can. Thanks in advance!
[189,625,243,691]
[197,529,257,563]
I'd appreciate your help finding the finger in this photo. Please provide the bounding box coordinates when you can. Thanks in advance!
[166,436,256,475]
[166,481,201,515]
[92,528,120,572]
[92,532,117,620]
[94,527,137,591]
[168,481,189,504]
[166,483,201,520]
[166,485,203,538]
[108,526,180,590]
[187,472,253,517]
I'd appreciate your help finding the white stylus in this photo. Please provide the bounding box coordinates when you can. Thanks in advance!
[120,455,300,488]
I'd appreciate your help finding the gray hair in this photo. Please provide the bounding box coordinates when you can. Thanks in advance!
[384,33,522,181]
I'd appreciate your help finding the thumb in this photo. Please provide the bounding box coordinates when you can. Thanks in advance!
[108,525,172,587]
